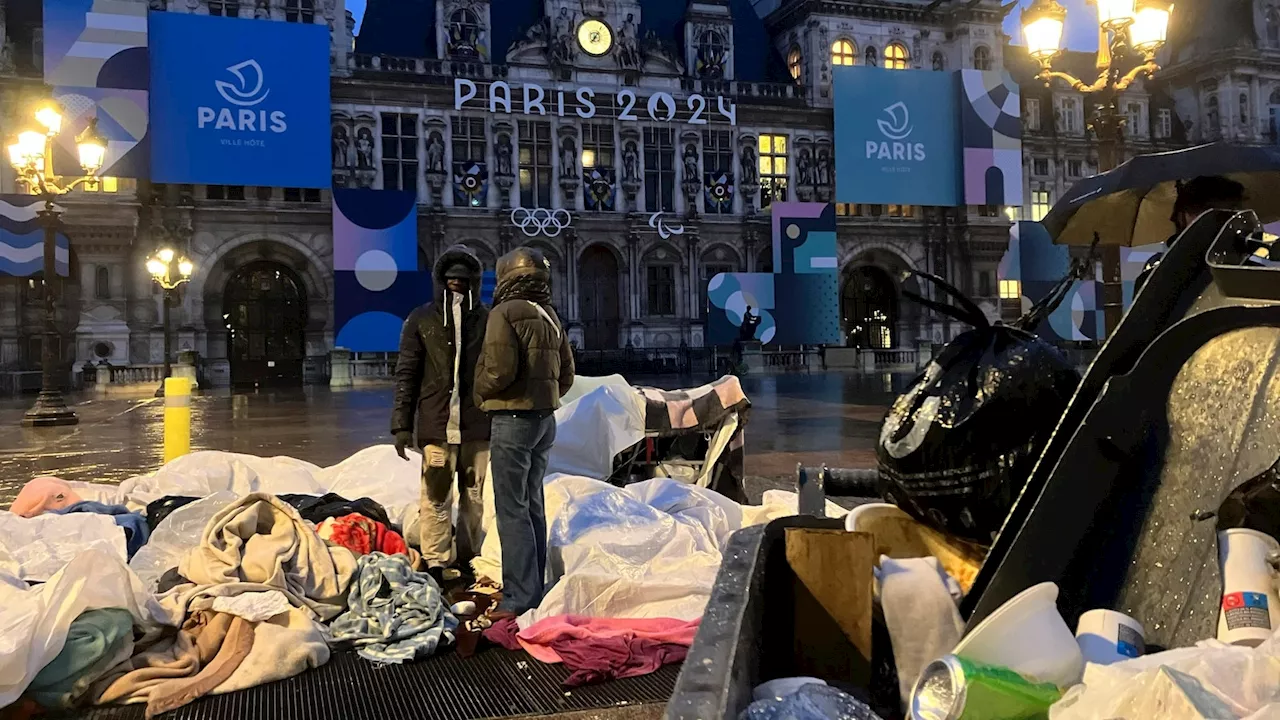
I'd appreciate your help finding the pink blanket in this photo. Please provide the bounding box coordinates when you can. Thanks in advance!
[10,477,82,518]
[486,615,700,687]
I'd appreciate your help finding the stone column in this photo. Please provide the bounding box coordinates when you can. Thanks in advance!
[329,347,353,388]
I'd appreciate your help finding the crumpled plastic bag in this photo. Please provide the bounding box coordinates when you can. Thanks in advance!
[0,512,126,582]
[739,684,883,720]
[1050,629,1280,719]
[128,491,238,591]
[877,271,1080,544]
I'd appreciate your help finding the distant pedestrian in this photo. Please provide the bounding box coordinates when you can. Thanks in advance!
[474,247,575,618]
[391,245,490,587]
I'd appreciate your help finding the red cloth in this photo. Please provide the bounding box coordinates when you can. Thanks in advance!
[483,618,522,650]
[508,615,701,688]
[316,513,409,556]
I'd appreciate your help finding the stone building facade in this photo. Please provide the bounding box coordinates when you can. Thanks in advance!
[0,0,1195,388]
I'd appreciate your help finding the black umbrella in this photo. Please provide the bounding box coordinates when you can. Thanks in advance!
[1041,143,1280,246]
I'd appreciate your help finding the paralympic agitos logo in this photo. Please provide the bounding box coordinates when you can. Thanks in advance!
[197,60,288,134]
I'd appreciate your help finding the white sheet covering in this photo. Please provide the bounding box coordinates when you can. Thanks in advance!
[0,550,167,708]
[0,512,127,582]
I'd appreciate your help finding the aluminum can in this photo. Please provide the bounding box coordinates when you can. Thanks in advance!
[910,654,1062,720]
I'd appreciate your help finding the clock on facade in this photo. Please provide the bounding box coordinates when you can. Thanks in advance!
[577,19,613,56]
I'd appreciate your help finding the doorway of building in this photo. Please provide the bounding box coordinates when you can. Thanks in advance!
[224,261,307,388]
[842,266,899,349]
[578,245,620,350]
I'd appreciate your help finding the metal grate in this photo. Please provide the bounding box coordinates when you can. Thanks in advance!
[71,648,678,720]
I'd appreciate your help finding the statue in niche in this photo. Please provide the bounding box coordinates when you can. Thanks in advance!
[496,134,513,176]
[355,127,375,169]
[682,144,698,180]
[797,147,814,186]
[623,141,639,182]
[426,131,445,173]
[254,0,269,19]
[741,144,758,186]
[150,0,169,10]
[816,147,831,186]
[331,125,351,168]
[560,137,577,178]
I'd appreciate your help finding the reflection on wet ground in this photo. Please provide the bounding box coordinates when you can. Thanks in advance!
[0,372,914,504]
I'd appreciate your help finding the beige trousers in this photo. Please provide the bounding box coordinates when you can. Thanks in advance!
[420,441,489,570]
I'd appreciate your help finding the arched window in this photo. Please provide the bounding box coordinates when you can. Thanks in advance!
[284,0,313,23]
[831,38,856,66]
[1268,7,1280,47]
[865,46,878,67]
[931,51,946,71]
[787,46,802,81]
[973,45,991,71]
[94,266,110,300]
[884,43,909,70]
[447,8,481,59]
[697,29,728,78]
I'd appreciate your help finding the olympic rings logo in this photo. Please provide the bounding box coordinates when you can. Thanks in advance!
[510,207,573,238]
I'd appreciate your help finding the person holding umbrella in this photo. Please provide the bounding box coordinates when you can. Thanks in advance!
[1135,176,1245,293]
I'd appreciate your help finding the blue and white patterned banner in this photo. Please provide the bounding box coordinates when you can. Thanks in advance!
[0,195,69,277]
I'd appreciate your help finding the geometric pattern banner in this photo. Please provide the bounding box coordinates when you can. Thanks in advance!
[333,189,428,352]
[960,69,1023,206]
[998,221,1164,342]
[0,195,70,278]
[43,0,150,179]
[707,202,841,346]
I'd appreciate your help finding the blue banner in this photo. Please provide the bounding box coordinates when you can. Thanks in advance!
[149,13,330,187]
[834,67,960,207]
[0,196,69,278]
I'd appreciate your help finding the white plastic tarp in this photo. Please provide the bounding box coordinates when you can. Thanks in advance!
[0,549,167,708]
[0,512,127,582]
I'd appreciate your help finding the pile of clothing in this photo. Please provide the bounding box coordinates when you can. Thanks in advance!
[2,480,456,714]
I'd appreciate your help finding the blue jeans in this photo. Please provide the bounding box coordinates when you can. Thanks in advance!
[490,411,556,614]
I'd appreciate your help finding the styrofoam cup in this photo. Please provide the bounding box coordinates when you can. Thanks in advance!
[953,582,1084,688]
[845,502,910,533]
[1075,609,1145,665]
[1216,528,1280,647]
[752,677,827,702]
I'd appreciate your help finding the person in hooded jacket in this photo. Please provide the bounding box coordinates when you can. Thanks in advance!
[474,247,575,618]
[391,244,491,585]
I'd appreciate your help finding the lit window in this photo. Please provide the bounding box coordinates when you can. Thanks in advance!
[758,134,788,209]
[884,43,909,70]
[831,39,856,67]
[999,279,1022,300]
[887,204,915,218]
[836,202,861,216]
[1031,189,1052,221]
[518,120,551,209]
[787,46,802,81]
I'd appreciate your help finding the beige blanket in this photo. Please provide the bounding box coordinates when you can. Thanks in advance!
[179,493,356,622]
[93,494,351,713]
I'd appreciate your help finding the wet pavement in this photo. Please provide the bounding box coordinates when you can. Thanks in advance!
[0,372,913,505]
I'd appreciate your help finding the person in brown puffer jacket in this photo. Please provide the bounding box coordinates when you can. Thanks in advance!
[474,246,575,617]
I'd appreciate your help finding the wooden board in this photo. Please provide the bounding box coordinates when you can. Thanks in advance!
[784,528,876,685]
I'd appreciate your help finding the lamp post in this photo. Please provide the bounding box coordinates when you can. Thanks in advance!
[7,102,107,427]
[145,247,194,397]
[1022,0,1173,337]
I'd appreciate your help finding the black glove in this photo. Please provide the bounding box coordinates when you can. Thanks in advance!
[394,431,414,461]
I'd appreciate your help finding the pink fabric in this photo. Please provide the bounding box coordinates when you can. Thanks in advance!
[482,618,522,651]
[513,615,700,686]
[9,477,82,518]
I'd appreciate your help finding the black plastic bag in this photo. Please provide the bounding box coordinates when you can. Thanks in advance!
[1217,456,1280,539]
[877,270,1082,545]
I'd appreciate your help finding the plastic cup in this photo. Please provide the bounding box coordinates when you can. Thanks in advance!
[1075,609,1145,665]
[1216,528,1280,647]
[953,582,1085,688]
[751,677,827,702]
[844,502,910,533]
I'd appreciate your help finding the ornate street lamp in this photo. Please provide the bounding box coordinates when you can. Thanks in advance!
[146,247,194,397]
[1023,0,1172,337]
[6,102,108,427]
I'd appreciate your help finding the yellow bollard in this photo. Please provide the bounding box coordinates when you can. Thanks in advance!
[163,377,192,463]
